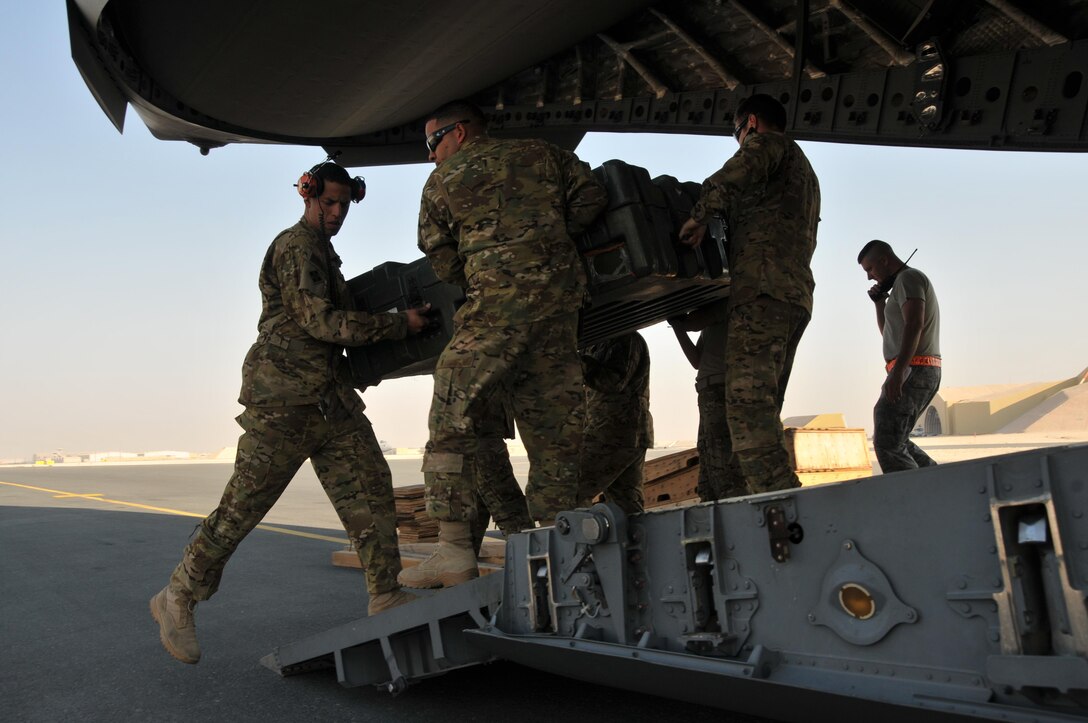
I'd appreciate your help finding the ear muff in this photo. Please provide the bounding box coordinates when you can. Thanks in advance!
[296,164,324,199]
[295,160,367,203]
[348,176,366,203]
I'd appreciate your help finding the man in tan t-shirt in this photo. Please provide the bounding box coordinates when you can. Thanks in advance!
[858,240,941,472]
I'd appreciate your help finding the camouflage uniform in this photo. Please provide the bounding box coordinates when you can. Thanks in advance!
[418,136,607,523]
[171,219,409,599]
[691,301,747,502]
[578,332,653,515]
[472,395,533,544]
[691,131,820,495]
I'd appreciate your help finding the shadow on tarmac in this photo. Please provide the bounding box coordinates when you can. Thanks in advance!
[1,505,762,722]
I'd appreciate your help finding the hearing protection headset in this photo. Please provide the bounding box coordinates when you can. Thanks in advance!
[295,153,366,203]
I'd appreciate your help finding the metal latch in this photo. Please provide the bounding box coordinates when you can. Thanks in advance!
[765,505,798,563]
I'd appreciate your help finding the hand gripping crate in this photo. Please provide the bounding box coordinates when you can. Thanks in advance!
[345,258,464,386]
[651,174,729,280]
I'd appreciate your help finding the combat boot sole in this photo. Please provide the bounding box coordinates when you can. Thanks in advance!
[150,590,200,664]
[397,565,479,590]
[367,588,418,615]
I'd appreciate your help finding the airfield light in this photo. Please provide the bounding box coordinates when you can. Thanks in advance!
[839,583,876,620]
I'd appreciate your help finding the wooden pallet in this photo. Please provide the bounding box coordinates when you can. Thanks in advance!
[332,538,506,575]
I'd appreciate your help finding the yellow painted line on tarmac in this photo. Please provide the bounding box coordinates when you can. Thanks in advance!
[0,480,346,544]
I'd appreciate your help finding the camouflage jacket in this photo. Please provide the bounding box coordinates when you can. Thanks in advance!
[418,136,607,326]
[691,132,820,313]
[239,219,408,407]
[582,333,653,449]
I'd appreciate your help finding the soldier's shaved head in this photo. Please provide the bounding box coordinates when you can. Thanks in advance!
[857,239,895,263]
[428,100,486,129]
[735,93,787,132]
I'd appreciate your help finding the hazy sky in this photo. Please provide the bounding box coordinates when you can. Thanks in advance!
[2,5,1087,459]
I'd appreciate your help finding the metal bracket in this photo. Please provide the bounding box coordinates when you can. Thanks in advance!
[765,505,792,562]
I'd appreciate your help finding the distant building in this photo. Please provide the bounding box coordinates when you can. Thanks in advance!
[922,367,1088,436]
[88,451,140,462]
[142,450,191,460]
[782,413,847,429]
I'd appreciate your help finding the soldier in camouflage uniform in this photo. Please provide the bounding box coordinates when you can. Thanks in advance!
[400,100,607,589]
[471,394,533,550]
[150,162,431,665]
[670,299,746,501]
[578,332,653,515]
[680,94,821,496]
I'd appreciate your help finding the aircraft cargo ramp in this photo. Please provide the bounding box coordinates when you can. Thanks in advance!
[260,445,1088,722]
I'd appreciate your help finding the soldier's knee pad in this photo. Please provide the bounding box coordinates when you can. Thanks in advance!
[422,450,465,475]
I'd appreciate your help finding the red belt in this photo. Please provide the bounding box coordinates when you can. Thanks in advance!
[886,355,941,373]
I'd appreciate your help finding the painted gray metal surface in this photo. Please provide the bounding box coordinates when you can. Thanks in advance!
[261,572,504,693]
[263,445,1088,720]
[487,444,1088,719]
[69,1,1088,159]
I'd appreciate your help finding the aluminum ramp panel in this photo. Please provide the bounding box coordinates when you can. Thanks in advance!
[260,571,505,693]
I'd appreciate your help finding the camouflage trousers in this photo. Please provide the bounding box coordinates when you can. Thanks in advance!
[424,313,585,524]
[695,380,747,502]
[718,296,810,496]
[873,365,941,473]
[473,402,533,540]
[577,441,646,516]
[170,397,401,598]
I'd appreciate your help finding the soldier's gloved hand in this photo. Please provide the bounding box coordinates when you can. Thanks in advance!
[404,304,432,335]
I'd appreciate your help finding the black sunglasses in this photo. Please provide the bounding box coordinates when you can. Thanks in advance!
[425,119,470,153]
[733,117,748,140]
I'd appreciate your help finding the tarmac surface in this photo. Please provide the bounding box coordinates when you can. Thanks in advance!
[10,433,1085,721]
[0,466,765,723]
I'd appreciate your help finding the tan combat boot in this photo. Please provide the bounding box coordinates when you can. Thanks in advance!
[367,588,418,615]
[150,585,201,664]
[397,521,479,589]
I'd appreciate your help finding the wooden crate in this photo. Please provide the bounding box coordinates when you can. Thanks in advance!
[644,465,699,509]
[785,428,871,472]
[643,448,699,480]
[798,467,872,487]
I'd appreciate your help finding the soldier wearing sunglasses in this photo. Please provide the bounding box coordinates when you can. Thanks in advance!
[404,100,607,589]
[678,93,822,499]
